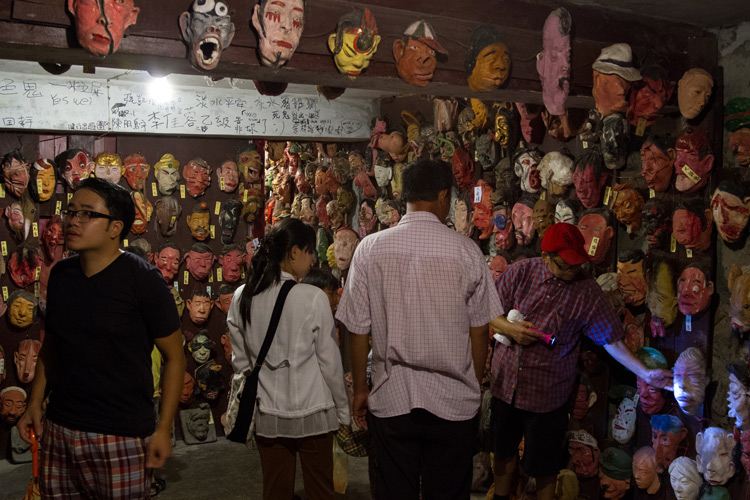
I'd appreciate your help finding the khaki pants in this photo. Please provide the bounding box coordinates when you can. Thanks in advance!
[256,432,335,500]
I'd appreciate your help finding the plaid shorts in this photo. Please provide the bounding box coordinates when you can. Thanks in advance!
[40,420,151,500]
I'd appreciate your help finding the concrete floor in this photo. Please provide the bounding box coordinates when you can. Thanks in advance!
[0,437,489,499]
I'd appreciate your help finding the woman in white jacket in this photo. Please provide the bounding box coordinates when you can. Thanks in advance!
[227,218,350,500]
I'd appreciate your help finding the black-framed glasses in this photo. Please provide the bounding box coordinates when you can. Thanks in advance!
[61,209,116,224]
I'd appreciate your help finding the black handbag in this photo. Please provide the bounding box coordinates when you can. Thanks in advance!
[226,279,296,443]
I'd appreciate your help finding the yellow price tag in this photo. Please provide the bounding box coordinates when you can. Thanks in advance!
[582,140,588,149]
[603,186,612,206]
[243,189,248,203]
[0,184,5,198]
[55,201,62,215]
[686,248,693,258]
[588,236,599,256]
[635,117,647,137]
[215,202,221,215]
[67,193,73,202]
[152,183,158,196]
[35,266,41,280]
[170,216,176,226]
[37,179,43,193]
[241,269,246,279]
[2,286,8,301]
[32,222,38,238]
[123,239,129,247]
[34,282,40,298]
[670,234,677,253]
[210,225,215,239]
[1,241,6,256]
[184,270,190,285]
[540,190,546,200]
[180,185,186,199]
[208,271,214,283]
[219,177,225,191]
[216,268,223,282]
[681,164,701,184]
[649,189,655,199]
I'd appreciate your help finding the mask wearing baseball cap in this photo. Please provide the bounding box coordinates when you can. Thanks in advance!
[541,223,590,265]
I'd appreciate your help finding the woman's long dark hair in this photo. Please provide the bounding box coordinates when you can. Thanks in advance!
[238,218,316,327]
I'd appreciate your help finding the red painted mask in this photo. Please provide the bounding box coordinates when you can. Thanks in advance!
[577,213,614,264]
[638,377,666,415]
[672,208,712,252]
[180,371,195,404]
[9,244,41,289]
[41,216,65,262]
[183,158,212,197]
[573,164,607,209]
[67,0,140,57]
[472,180,494,240]
[640,141,675,192]
[123,154,150,191]
[711,184,750,243]
[60,150,93,189]
[14,338,41,384]
[677,266,713,316]
[219,247,246,283]
[489,254,509,282]
[673,129,713,193]
[155,245,181,282]
[185,246,215,281]
[492,207,514,251]
[452,147,474,190]
[627,73,673,126]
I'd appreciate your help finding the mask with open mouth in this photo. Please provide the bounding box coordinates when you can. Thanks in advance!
[180,0,235,71]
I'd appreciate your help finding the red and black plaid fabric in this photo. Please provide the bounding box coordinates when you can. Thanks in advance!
[40,420,151,499]
[491,258,623,413]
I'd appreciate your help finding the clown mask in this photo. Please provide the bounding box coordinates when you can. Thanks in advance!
[123,153,150,191]
[57,149,93,189]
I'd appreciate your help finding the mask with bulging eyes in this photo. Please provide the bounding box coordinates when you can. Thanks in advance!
[180,0,235,71]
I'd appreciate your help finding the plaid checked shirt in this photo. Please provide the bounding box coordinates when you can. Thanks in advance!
[337,211,503,421]
[491,257,622,413]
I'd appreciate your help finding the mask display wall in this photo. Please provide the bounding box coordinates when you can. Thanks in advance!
[14,338,41,384]
[695,428,736,486]
[600,113,629,170]
[252,0,304,69]
[179,0,234,71]
[673,347,709,417]
[651,414,688,473]
[640,135,676,192]
[673,128,713,193]
[539,151,574,196]
[0,386,27,425]
[187,290,213,326]
[28,158,56,203]
[711,180,750,244]
[598,447,632,500]
[669,457,702,500]
[724,97,750,166]
[726,363,750,430]
[93,152,122,184]
[647,261,678,338]
[56,149,93,189]
[626,64,673,127]
[1,151,29,198]
[393,20,446,87]
[328,9,379,77]
[536,8,572,116]
[67,0,140,57]
[465,25,510,92]
[610,184,644,233]
[678,68,713,120]
[633,446,660,495]
[154,154,180,196]
[728,265,750,336]
[592,43,642,116]
[573,148,607,209]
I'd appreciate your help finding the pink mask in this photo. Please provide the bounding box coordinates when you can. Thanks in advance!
[672,207,712,252]
[155,245,181,282]
[472,180,494,240]
[67,0,140,57]
[219,247,246,283]
[492,207,514,251]
[512,202,534,246]
[677,266,713,316]
[183,158,212,197]
[573,162,607,209]
[577,213,614,264]
[536,8,571,116]
[186,293,213,326]
[185,245,215,281]
[640,140,675,192]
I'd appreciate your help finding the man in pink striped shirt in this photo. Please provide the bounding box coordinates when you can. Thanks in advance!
[488,223,673,500]
[338,159,503,499]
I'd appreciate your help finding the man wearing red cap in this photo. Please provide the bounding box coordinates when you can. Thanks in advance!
[488,223,672,500]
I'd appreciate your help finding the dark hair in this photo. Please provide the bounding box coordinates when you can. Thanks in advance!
[714,179,746,199]
[75,177,134,241]
[238,218,316,327]
[643,134,675,156]
[301,268,339,291]
[575,147,606,177]
[191,285,211,300]
[617,249,646,272]
[682,262,712,283]
[402,160,453,203]
[333,8,378,55]
[157,242,182,258]
[220,243,246,257]
[1,150,25,183]
[675,199,709,230]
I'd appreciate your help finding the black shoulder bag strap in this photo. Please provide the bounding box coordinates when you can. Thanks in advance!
[253,279,296,375]
[228,279,295,442]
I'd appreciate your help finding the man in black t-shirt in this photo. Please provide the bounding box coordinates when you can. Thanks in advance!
[17,177,185,499]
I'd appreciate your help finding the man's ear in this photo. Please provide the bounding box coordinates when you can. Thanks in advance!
[109,220,124,240]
